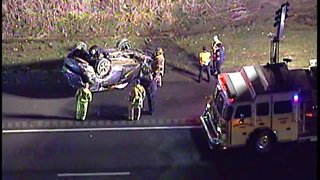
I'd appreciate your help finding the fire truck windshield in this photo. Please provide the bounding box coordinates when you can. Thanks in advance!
[215,90,234,121]
[216,92,224,115]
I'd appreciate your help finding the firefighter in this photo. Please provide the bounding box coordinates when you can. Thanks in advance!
[128,79,146,121]
[67,41,91,63]
[155,48,165,76]
[75,82,93,121]
[211,35,222,51]
[140,62,157,115]
[154,70,162,87]
[198,46,211,83]
[211,35,225,75]
[152,48,164,87]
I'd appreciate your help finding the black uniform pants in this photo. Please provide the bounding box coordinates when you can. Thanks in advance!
[215,60,222,74]
[198,64,211,82]
[146,91,154,114]
[141,79,157,114]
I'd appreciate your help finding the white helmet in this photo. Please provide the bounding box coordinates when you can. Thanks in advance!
[76,41,87,51]
[213,35,221,45]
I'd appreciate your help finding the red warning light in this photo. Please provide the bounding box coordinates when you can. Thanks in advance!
[306,113,313,118]
[228,98,235,103]
[218,74,228,91]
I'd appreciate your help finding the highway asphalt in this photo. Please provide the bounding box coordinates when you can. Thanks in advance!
[2,71,214,130]
[2,70,317,180]
[2,128,317,179]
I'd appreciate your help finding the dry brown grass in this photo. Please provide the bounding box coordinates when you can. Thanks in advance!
[3,0,225,39]
[7,0,310,39]
[2,0,316,75]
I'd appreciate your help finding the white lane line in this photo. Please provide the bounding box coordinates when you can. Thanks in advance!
[57,171,130,177]
[2,125,202,134]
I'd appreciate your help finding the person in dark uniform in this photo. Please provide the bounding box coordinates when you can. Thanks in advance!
[211,35,226,75]
[139,62,157,115]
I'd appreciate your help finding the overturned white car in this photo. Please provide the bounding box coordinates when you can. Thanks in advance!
[62,39,154,92]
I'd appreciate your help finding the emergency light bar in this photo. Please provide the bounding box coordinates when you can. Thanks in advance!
[306,112,313,118]
[228,98,235,103]
[293,93,299,103]
[218,74,237,104]
[218,74,228,92]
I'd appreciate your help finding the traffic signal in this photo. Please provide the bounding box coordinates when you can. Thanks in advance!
[274,8,282,27]
[273,2,290,27]
[284,2,290,19]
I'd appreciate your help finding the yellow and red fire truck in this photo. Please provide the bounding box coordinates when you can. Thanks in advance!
[200,2,317,153]
[200,59,317,153]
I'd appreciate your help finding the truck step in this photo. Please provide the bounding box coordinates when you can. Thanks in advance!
[298,136,317,142]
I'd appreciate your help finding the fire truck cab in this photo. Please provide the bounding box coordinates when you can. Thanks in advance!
[200,60,317,153]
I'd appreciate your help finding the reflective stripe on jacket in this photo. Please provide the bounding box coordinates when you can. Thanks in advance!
[76,88,92,102]
[132,84,145,99]
[155,54,165,68]
[131,84,146,106]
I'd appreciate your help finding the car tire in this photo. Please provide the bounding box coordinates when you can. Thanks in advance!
[96,59,111,77]
[117,39,132,51]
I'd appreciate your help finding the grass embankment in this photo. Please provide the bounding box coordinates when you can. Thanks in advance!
[2,0,317,85]
[3,27,316,65]
[2,27,316,85]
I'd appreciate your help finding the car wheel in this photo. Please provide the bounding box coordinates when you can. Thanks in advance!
[117,39,132,51]
[97,59,111,77]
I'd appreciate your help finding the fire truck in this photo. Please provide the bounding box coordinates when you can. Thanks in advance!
[200,2,317,153]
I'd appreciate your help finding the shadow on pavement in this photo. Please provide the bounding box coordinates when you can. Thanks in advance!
[166,62,199,82]
[2,58,75,99]
[189,128,317,180]
[2,84,75,99]
[3,113,74,121]
[83,105,128,121]
[141,37,200,82]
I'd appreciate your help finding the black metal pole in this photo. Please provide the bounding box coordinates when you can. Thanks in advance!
[270,38,274,64]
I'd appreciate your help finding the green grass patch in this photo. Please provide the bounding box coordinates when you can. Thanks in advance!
[2,25,317,85]
[2,27,316,69]
[175,26,316,69]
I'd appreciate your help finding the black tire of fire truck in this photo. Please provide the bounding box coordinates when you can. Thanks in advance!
[247,129,278,154]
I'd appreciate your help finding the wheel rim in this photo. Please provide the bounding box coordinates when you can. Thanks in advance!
[257,135,269,150]
[97,60,111,76]
[117,39,131,51]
